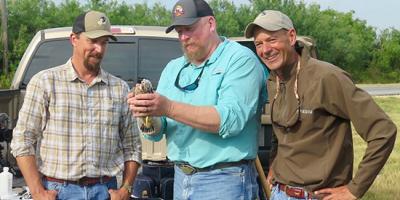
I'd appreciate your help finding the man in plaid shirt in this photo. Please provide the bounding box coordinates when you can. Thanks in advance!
[11,10,141,200]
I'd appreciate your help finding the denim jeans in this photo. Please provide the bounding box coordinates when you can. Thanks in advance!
[43,177,118,200]
[173,162,259,200]
[271,184,318,200]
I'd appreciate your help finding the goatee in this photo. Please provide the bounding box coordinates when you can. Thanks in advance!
[84,55,102,73]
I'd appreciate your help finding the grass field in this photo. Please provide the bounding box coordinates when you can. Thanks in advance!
[353,96,400,199]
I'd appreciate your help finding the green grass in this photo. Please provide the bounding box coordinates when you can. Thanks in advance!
[353,96,400,199]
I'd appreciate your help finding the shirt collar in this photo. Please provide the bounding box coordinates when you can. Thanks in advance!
[270,45,312,82]
[207,36,228,65]
[65,58,109,85]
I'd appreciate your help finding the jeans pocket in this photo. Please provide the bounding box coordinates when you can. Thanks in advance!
[43,180,63,199]
[92,184,111,200]
[43,180,62,192]
[270,185,279,200]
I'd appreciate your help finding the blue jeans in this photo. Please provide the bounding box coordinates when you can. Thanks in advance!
[43,177,118,200]
[271,184,318,200]
[173,162,259,200]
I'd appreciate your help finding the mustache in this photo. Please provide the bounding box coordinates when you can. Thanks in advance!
[183,43,192,49]
[263,52,275,59]
[182,40,195,48]
[89,53,103,59]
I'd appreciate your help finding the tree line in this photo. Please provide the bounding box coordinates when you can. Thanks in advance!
[0,0,399,88]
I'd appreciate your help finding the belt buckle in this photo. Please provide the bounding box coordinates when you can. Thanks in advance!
[77,177,96,186]
[179,164,197,175]
[282,184,305,199]
[76,177,87,186]
[292,188,303,197]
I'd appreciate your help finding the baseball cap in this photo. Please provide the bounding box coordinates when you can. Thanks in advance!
[165,0,214,33]
[244,10,294,38]
[72,10,117,41]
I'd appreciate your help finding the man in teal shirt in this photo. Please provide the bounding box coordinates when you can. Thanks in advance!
[127,0,267,199]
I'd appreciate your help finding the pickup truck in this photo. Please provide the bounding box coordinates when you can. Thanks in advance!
[0,25,307,199]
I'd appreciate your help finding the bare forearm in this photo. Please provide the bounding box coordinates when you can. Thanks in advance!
[16,155,45,195]
[167,101,220,133]
[121,161,140,186]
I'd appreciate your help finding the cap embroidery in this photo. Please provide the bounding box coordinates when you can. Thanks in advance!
[174,5,184,17]
[97,16,107,25]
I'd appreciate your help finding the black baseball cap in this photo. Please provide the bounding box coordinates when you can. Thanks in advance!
[165,0,214,33]
[72,10,117,41]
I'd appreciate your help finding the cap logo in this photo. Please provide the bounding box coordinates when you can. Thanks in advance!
[97,16,107,25]
[174,5,184,17]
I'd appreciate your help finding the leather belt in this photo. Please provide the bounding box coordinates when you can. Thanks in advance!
[43,176,112,186]
[277,183,321,199]
[176,160,251,175]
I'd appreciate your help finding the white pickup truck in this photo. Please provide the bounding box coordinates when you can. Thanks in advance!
[0,25,307,199]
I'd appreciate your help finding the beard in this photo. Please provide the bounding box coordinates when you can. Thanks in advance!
[83,53,102,73]
[182,41,208,63]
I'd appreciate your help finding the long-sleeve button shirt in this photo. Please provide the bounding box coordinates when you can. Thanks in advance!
[268,47,397,198]
[11,60,141,180]
[144,37,268,168]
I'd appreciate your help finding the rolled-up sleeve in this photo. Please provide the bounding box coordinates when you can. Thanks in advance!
[120,85,142,163]
[216,55,266,138]
[11,73,46,157]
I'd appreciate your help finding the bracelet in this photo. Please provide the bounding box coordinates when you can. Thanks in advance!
[120,183,132,194]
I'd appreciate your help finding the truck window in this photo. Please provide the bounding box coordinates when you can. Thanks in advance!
[22,38,138,88]
[21,36,182,89]
[138,38,182,87]
[22,39,72,87]
[101,41,137,84]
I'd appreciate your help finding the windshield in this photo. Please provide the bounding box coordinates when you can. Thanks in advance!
[21,36,182,88]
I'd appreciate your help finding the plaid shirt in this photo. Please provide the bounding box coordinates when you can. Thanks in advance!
[11,60,141,180]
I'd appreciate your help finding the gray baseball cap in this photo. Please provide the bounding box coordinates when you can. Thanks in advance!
[165,0,214,34]
[72,10,117,41]
[244,10,294,38]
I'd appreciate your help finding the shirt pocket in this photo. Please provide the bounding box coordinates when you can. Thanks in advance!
[191,67,225,105]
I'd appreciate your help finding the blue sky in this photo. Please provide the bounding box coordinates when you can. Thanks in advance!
[300,0,400,31]
[131,0,399,31]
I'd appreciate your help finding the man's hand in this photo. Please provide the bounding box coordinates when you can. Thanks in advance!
[127,91,172,117]
[314,185,357,200]
[16,156,57,200]
[108,188,130,200]
[31,189,57,200]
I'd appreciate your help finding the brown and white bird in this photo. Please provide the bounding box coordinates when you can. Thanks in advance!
[134,79,154,133]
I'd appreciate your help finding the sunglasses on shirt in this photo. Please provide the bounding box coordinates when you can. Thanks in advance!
[174,61,208,91]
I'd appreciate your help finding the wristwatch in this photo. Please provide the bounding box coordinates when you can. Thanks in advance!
[120,183,132,194]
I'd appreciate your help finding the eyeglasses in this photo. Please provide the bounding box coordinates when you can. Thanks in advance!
[270,60,301,129]
[174,61,207,91]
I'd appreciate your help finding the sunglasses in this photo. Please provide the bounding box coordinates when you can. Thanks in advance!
[174,61,207,91]
[270,60,301,129]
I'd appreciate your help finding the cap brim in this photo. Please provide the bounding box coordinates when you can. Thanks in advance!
[244,23,258,38]
[244,22,286,38]
[82,30,117,41]
[165,17,200,33]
